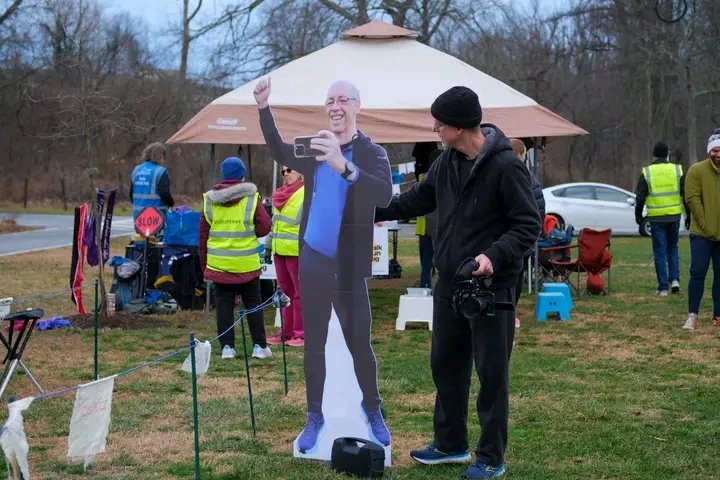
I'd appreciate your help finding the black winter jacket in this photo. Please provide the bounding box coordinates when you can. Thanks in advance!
[376,125,541,289]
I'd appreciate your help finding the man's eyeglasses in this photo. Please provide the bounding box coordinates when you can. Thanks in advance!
[325,96,357,108]
[281,168,292,174]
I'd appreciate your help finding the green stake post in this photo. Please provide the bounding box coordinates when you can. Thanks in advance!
[190,333,201,480]
[238,312,256,436]
[278,297,288,395]
[93,279,99,380]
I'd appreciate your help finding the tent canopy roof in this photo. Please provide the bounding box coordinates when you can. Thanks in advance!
[168,21,587,145]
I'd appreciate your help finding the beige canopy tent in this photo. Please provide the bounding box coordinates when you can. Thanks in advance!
[168,20,587,146]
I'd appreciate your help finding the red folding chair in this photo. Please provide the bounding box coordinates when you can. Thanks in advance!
[550,228,612,296]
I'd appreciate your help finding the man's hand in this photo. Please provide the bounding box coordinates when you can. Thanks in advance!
[472,254,494,276]
[253,77,271,109]
[311,130,346,174]
[635,216,642,226]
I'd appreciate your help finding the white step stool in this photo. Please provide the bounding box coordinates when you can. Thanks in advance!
[396,295,433,331]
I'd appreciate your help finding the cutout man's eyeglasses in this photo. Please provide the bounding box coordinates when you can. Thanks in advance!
[325,96,357,108]
[281,168,292,174]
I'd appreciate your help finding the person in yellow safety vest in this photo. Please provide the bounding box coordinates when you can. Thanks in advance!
[199,157,273,360]
[412,142,441,289]
[265,166,305,347]
[634,142,685,296]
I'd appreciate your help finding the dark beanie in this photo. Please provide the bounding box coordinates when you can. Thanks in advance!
[221,156,247,181]
[431,86,482,129]
[652,142,668,158]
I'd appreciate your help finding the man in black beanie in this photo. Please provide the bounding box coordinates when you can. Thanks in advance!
[635,141,685,296]
[376,86,541,479]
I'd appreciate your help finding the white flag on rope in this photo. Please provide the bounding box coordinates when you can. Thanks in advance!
[68,375,116,469]
[181,340,212,377]
[0,396,34,480]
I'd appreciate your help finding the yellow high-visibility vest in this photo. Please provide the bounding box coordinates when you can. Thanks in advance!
[642,163,683,217]
[203,192,261,273]
[271,186,303,256]
[415,173,427,235]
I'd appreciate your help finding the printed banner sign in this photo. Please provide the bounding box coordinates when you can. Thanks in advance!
[371,225,389,276]
[68,376,116,469]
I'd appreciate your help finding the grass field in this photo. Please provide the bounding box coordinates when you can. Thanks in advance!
[0,236,718,479]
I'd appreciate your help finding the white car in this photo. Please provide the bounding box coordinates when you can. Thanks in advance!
[542,182,652,236]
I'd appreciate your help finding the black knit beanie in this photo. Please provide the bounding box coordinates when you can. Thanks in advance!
[652,142,668,158]
[431,86,482,129]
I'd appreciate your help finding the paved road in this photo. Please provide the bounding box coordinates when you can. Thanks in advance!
[0,213,135,257]
[0,214,416,257]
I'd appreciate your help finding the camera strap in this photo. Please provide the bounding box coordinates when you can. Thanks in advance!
[493,301,514,311]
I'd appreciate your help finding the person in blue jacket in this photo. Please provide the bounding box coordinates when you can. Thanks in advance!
[130,142,174,220]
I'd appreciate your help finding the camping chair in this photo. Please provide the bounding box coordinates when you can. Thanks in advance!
[550,228,613,296]
[0,308,45,399]
[536,216,573,289]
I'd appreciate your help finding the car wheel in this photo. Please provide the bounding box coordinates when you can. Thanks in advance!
[546,214,565,231]
[640,218,651,237]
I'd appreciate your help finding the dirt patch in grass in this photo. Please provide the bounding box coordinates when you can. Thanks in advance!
[67,311,173,330]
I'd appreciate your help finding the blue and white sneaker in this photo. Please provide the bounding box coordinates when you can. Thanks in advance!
[221,345,236,359]
[410,444,471,465]
[297,412,325,453]
[459,460,506,479]
[251,344,272,359]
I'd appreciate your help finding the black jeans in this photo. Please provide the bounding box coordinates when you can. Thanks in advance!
[419,235,435,289]
[215,279,267,349]
[514,254,532,307]
[431,278,515,467]
[299,244,381,414]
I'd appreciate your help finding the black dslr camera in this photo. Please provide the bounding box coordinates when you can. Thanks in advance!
[452,258,497,320]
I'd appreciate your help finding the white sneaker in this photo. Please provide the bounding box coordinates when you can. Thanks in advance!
[252,344,272,359]
[682,313,698,332]
[221,345,237,359]
[656,290,668,297]
[671,280,681,293]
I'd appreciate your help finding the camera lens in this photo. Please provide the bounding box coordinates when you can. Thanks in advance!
[294,145,305,156]
[461,297,484,319]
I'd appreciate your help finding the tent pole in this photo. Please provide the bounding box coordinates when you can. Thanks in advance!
[209,143,216,190]
[530,137,537,178]
[247,145,252,180]
[272,156,278,192]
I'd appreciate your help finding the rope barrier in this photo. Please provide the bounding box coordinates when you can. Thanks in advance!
[20,291,279,403]
[7,284,93,307]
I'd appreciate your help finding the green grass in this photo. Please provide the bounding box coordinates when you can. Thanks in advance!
[0,236,719,479]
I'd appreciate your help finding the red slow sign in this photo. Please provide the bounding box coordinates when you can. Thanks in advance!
[134,207,164,237]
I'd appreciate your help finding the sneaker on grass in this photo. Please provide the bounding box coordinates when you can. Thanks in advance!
[671,280,681,293]
[409,444,471,465]
[460,460,506,479]
[266,333,286,345]
[221,345,236,359]
[682,313,698,332]
[252,344,272,359]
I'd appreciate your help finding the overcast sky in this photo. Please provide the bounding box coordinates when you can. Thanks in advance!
[100,0,571,79]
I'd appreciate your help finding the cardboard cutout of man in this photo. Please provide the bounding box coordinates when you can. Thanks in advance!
[254,77,393,456]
